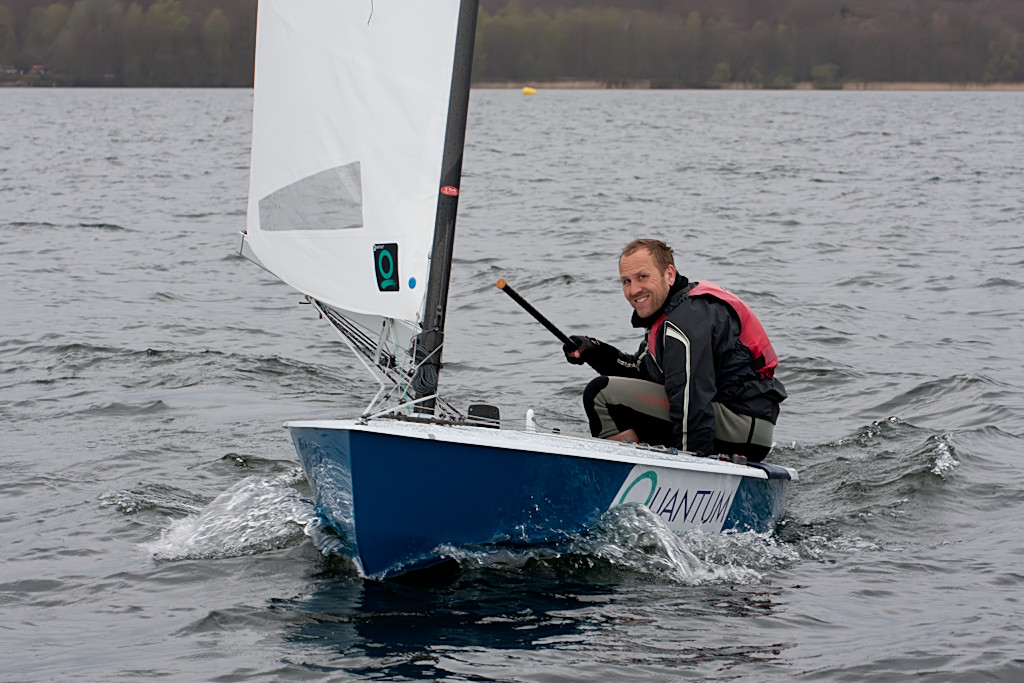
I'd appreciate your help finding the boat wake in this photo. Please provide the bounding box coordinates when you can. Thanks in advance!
[427,416,967,586]
[110,466,794,582]
[125,415,955,582]
[385,504,800,586]
[141,471,316,561]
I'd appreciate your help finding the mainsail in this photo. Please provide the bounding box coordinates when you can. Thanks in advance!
[241,0,478,413]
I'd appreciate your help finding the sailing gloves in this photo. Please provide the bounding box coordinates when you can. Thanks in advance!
[563,335,619,370]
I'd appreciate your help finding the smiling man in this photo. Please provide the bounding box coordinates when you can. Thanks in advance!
[563,238,787,461]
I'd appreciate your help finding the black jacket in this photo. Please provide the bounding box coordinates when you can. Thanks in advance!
[586,275,787,454]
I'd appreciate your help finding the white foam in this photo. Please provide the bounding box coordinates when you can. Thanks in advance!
[930,433,960,476]
[146,471,316,560]
[441,504,799,585]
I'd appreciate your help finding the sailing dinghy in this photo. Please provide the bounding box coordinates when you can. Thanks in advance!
[240,0,797,578]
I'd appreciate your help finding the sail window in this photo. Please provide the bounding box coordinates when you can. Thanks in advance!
[258,162,363,231]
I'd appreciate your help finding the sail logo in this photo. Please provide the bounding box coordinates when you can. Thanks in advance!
[373,243,399,292]
[440,185,459,196]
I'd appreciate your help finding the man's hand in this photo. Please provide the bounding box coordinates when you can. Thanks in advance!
[563,335,602,365]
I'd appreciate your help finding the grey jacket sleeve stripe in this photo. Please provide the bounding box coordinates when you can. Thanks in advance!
[663,321,691,451]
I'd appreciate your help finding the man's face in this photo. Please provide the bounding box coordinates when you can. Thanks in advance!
[619,248,677,318]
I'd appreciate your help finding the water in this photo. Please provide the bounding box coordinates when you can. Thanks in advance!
[2,88,1023,680]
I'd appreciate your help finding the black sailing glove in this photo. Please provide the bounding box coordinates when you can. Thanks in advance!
[563,335,597,365]
[563,335,619,369]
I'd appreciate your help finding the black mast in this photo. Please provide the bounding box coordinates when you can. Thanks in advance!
[412,0,480,412]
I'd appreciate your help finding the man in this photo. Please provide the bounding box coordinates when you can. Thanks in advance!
[564,238,787,461]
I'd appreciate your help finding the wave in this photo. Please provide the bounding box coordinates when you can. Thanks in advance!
[144,471,314,561]
[100,482,212,516]
[795,416,958,487]
[307,503,800,586]
[1,340,353,392]
[979,276,1022,289]
[0,336,373,428]
[77,222,130,231]
[0,220,130,232]
[1,220,60,230]
[782,355,861,383]
[766,417,967,557]
[870,373,1024,432]
[76,399,173,417]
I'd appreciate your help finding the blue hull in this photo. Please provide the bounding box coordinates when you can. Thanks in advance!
[289,420,794,578]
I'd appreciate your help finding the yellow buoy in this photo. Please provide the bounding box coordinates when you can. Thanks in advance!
[522,86,536,95]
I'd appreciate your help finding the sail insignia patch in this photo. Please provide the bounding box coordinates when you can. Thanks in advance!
[373,243,399,292]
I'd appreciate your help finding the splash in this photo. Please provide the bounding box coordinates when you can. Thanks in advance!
[579,505,799,584]
[929,433,959,477]
[435,504,798,586]
[146,471,317,560]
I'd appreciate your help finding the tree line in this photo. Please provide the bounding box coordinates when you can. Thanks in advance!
[0,0,255,85]
[1,0,1021,87]
[475,0,1024,86]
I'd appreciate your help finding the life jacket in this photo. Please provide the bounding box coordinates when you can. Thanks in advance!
[647,281,778,379]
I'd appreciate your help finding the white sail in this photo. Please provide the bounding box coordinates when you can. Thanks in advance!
[243,0,462,324]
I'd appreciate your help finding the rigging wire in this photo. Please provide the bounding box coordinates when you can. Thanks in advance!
[311,298,461,419]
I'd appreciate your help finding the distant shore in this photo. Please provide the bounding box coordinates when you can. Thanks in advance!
[474,80,1024,91]
[3,79,1023,91]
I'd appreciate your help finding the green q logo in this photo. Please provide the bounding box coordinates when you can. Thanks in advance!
[373,243,399,292]
[378,250,394,285]
[619,470,658,506]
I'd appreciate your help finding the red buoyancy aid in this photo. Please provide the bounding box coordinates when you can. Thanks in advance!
[647,281,779,379]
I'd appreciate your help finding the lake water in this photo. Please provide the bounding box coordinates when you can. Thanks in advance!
[1,88,1023,681]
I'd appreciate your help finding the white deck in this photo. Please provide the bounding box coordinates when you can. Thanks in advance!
[285,417,798,481]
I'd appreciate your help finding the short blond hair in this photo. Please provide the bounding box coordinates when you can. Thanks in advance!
[620,238,675,272]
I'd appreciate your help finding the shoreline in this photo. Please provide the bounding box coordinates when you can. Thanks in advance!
[475,80,1024,91]
[3,79,1023,91]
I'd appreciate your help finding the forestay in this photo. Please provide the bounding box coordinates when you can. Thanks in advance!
[241,0,469,408]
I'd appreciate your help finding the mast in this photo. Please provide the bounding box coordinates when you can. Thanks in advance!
[412,0,480,412]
